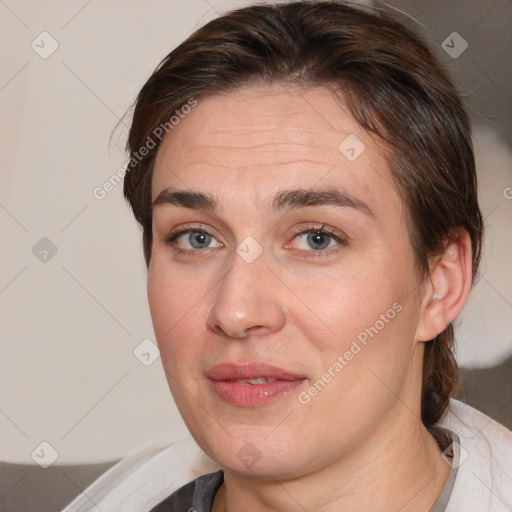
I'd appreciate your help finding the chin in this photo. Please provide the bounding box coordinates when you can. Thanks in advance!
[192,424,311,479]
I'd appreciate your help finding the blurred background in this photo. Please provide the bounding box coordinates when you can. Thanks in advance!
[1,0,511,510]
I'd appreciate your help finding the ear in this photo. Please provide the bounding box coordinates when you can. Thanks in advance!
[415,230,473,343]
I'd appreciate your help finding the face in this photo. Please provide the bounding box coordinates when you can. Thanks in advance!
[148,84,426,478]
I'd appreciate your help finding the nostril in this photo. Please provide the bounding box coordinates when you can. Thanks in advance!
[209,322,271,340]
[208,321,247,339]
[246,325,265,334]
[209,323,225,337]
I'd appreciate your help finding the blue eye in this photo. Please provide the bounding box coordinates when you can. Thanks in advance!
[188,231,212,249]
[306,231,332,250]
[165,225,346,257]
[168,230,222,250]
[293,229,341,251]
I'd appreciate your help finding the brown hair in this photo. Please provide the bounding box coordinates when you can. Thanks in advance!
[123,1,483,426]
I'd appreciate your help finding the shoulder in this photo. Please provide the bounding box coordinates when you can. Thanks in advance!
[60,437,219,512]
[150,471,223,512]
[438,399,512,511]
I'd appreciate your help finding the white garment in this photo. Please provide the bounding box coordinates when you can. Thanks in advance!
[440,400,512,511]
[60,399,512,512]
[60,436,219,512]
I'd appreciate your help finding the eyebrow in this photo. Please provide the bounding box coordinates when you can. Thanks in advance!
[152,187,373,217]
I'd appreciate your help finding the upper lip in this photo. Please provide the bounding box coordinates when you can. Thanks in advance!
[206,363,305,382]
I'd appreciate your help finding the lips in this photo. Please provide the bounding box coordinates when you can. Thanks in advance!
[207,363,306,406]
[233,377,277,385]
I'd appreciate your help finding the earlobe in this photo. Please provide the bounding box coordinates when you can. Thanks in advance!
[415,230,473,343]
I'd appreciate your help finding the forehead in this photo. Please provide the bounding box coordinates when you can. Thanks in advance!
[152,84,399,218]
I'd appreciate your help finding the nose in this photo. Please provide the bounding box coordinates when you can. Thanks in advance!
[207,251,286,339]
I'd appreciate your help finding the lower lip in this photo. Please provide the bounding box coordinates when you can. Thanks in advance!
[211,379,305,406]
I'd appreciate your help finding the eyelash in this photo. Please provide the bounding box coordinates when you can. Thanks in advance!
[277,224,346,260]
[164,223,347,258]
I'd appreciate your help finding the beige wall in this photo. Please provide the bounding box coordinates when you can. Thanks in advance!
[1,0,510,464]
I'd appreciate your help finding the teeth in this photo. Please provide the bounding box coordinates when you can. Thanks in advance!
[235,377,276,385]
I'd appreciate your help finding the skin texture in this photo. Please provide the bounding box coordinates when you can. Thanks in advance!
[148,84,472,511]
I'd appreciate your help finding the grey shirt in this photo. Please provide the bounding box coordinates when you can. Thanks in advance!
[150,426,459,512]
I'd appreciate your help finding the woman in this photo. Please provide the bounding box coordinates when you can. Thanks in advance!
[64,1,512,511]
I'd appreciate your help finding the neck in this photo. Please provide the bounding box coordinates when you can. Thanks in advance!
[213,407,450,512]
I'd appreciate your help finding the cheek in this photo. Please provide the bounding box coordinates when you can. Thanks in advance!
[147,262,208,367]
[295,267,395,352]
[295,255,418,390]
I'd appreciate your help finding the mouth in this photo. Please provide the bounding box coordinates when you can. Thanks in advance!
[206,363,306,407]
[231,377,278,385]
